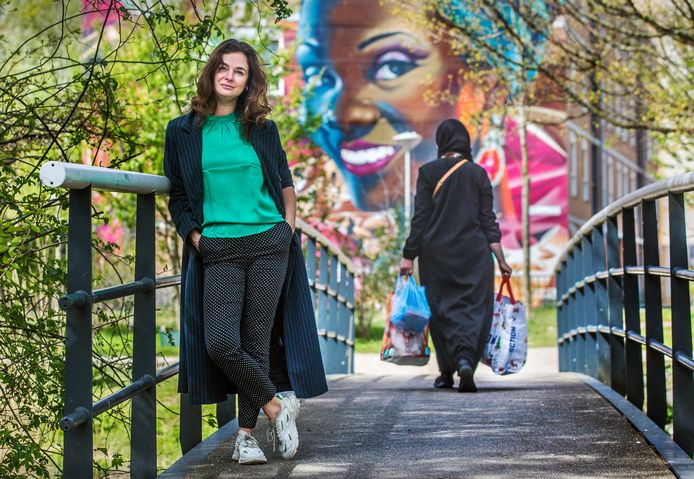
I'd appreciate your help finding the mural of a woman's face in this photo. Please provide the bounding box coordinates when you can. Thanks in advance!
[296,0,569,278]
[297,0,474,211]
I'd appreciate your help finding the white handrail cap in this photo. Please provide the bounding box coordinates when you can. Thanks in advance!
[40,161,171,195]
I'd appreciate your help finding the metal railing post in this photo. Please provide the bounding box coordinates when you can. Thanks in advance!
[576,242,587,374]
[180,394,202,455]
[593,224,610,384]
[336,263,349,373]
[563,258,571,371]
[328,256,340,373]
[622,207,644,409]
[606,216,626,395]
[567,250,577,371]
[306,238,317,287]
[583,234,597,377]
[216,396,236,427]
[563,255,571,371]
[316,244,329,369]
[642,199,667,428]
[347,270,355,373]
[63,186,93,479]
[668,192,694,455]
[131,193,157,478]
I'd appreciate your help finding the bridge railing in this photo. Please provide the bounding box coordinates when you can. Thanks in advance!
[555,172,694,458]
[40,161,356,478]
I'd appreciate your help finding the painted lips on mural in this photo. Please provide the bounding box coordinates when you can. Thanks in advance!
[340,140,400,175]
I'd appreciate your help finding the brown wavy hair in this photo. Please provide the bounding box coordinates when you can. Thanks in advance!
[190,39,271,141]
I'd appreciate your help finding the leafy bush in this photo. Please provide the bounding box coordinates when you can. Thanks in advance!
[0,1,299,476]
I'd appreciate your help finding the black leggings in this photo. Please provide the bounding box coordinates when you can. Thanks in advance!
[199,222,292,428]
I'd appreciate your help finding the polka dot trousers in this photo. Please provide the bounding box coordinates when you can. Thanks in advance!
[199,222,292,429]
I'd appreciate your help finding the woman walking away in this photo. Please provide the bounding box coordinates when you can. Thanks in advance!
[164,39,327,464]
[399,119,512,393]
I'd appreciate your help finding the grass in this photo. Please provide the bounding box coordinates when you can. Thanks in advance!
[355,321,386,353]
[94,323,180,358]
[89,308,214,473]
[637,307,694,348]
[354,303,558,353]
[92,377,220,474]
[528,304,557,347]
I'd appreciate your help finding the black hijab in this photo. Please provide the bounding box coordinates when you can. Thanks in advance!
[436,119,472,159]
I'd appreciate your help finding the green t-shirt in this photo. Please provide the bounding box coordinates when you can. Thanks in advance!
[201,112,284,238]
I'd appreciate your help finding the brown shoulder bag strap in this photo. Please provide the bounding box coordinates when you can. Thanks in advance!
[433,158,468,198]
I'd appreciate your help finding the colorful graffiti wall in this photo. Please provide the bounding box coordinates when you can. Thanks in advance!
[291,0,568,286]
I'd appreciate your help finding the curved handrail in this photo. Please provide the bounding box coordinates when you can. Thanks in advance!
[556,172,694,271]
[555,171,694,459]
[296,218,358,275]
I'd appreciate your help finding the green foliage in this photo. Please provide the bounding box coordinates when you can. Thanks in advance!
[266,0,293,21]
[0,0,305,476]
[1,1,101,475]
[387,0,694,159]
[355,208,407,339]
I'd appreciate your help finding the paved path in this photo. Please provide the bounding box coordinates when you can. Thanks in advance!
[172,349,674,478]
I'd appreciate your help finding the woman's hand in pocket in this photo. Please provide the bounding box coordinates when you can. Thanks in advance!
[189,230,202,251]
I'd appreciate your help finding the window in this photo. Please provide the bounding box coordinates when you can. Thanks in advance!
[582,139,590,202]
[264,34,286,97]
[605,81,613,132]
[628,97,636,145]
[615,88,622,138]
[607,155,614,203]
[620,113,629,141]
[569,132,578,197]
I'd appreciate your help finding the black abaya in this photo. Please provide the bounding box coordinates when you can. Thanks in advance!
[403,151,501,373]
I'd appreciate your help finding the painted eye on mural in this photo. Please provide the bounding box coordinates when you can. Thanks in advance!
[369,50,420,82]
[304,65,336,89]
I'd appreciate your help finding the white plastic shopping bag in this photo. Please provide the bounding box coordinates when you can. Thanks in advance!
[482,276,528,375]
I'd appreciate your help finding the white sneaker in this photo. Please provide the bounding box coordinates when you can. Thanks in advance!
[232,430,267,465]
[269,393,299,460]
[278,392,300,418]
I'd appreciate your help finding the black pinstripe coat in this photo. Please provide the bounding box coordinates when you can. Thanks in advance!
[164,111,328,404]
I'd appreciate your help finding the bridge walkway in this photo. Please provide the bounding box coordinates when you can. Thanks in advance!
[165,348,674,479]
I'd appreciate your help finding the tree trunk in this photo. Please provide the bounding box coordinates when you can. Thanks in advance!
[518,95,532,313]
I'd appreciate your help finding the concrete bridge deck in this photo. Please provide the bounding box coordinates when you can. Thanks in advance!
[163,349,675,478]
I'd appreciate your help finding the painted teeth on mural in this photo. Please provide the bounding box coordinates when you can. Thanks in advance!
[341,146,396,165]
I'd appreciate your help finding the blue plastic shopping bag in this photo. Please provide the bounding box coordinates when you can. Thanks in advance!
[390,275,431,332]
[381,291,430,366]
